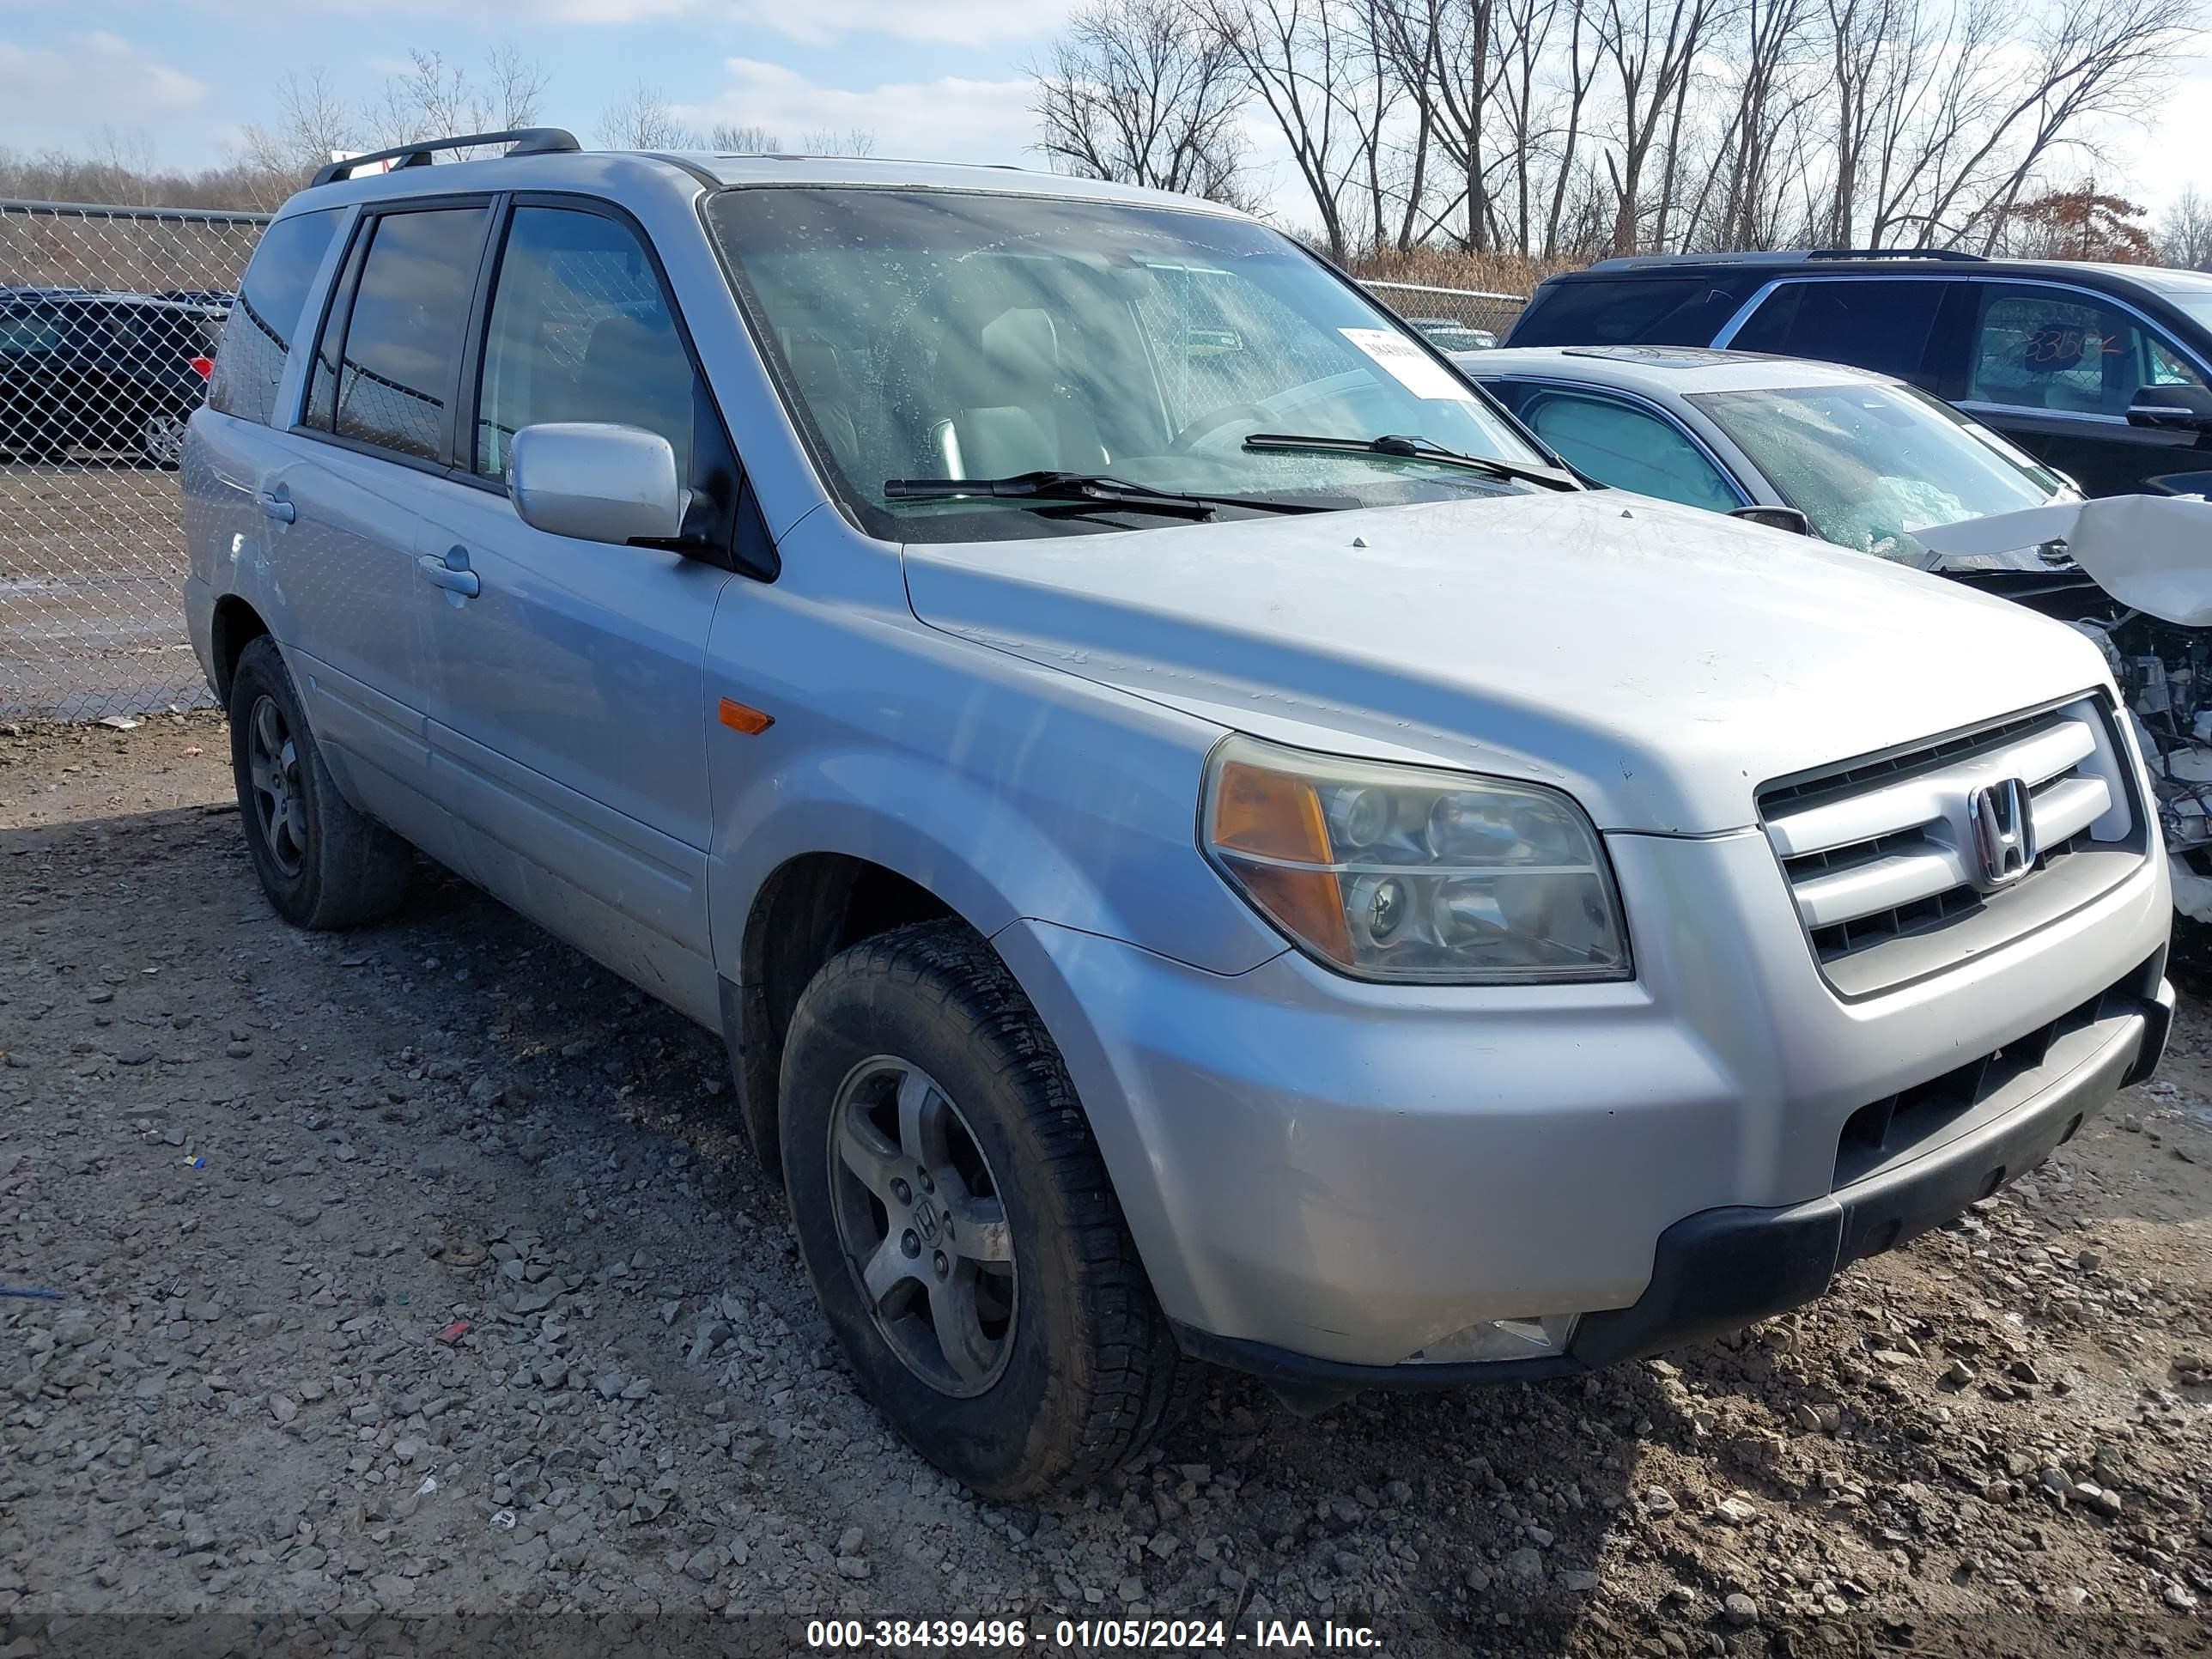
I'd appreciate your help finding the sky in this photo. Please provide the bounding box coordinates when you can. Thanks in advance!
[0,0,2206,229]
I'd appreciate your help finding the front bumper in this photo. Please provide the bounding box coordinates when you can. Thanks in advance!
[1174,966,2169,1388]
[995,822,2173,1375]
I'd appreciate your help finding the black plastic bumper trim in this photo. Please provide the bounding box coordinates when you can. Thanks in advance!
[1176,990,2165,1391]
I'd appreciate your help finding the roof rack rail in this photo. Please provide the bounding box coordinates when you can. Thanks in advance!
[311,128,580,188]
[1585,246,1986,271]
[1802,246,1984,263]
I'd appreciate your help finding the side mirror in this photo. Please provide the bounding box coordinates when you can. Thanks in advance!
[2127,383,2212,433]
[1729,504,1813,536]
[508,422,684,545]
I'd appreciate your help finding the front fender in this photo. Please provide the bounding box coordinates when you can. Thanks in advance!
[701,550,1288,981]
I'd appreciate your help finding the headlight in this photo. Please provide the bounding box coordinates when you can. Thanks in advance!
[1201,734,1631,983]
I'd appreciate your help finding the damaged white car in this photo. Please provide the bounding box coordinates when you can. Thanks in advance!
[1462,344,2212,921]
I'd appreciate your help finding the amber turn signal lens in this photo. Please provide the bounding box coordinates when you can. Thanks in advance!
[718,697,775,735]
[1208,758,1352,964]
[1212,759,1332,861]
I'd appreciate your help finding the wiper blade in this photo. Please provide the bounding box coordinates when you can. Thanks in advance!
[1243,432,1579,492]
[882,471,1324,518]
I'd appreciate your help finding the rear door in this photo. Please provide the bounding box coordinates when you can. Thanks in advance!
[0,302,67,454]
[409,197,740,1024]
[1717,276,1957,392]
[1953,279,2212,496]
[270,201,492,858]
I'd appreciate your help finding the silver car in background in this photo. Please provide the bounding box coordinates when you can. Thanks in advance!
[1458,343,2212,926]
[182,136,2172,1497]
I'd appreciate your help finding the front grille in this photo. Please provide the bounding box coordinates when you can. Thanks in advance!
[1759,696,2145,997]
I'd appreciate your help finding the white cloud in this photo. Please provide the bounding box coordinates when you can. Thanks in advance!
[718,0,1074,46]
[675,59,1040,163]
[0,34,208,134]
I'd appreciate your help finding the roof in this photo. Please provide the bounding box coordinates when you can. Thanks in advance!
[296,141,1242,222]
[1553,251,2212,291]
[1453,343,1905,396]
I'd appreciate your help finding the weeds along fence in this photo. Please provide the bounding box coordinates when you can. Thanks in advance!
[0,196,1527,723]
[2,199,268,720]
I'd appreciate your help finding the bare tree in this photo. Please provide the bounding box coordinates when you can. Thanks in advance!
[1201,0,1382,257]
[801,128,880,156]
[708,124,784,151]
[233,70,361,209]
[367,46,550,157]
[1033,0,1256,205]
[598,82,702,149]
[2160,185,2212,270]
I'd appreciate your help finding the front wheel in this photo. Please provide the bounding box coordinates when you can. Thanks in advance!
[781,921,1184,1498]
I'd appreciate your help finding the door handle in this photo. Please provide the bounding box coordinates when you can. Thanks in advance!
[258,489,295,524]
[416,549,481,599]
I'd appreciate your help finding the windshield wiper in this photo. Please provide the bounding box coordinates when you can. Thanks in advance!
[1243,432,1580,492]
[882,471,1326,519]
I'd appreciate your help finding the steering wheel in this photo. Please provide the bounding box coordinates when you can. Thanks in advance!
[1166,401,1276,454]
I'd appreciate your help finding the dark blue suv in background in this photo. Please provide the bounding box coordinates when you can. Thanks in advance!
[1505,251,2212,499]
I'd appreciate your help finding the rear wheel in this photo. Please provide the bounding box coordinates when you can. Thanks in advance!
[228,635,413,929]
[781,921,1184,1498]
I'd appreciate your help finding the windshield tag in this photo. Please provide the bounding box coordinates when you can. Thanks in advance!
[1339,327,1477,402]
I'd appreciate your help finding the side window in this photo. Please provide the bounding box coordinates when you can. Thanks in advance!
[1731,280,1948,383]
[1966,284,2206,416]
[0,308,63,355]
[210,208,341,425]
[1514,278,1747,347]
[307,206,489,463]
[1519,389,1741,512]
[474,206,699,482]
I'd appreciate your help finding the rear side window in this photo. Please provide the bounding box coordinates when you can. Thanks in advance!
[1729,280,1948,384]
[307,206,489,463]
[209,209,340,425]
[1510,278,1747,347]
[0,309,63,355]
[473,205,701,482]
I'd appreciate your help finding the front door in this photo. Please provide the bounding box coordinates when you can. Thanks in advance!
[411,199,735,1025]
[1957,282,2211,496]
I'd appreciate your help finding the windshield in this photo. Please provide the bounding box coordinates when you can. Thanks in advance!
[2145,282,2212,334]
[704,186,1553,541]
[1687,382,2065,564]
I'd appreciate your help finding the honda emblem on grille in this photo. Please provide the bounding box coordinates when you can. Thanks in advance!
[1967,777,2037,889]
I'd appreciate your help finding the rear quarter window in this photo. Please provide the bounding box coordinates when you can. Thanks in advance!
[209,208,343,426]
[1509,277,1751,346]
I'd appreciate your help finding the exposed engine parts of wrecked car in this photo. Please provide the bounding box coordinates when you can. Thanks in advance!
[1918,493,2212,921]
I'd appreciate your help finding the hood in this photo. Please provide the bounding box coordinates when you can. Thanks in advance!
[902,491,2117,836]
[1916,494,2212,623]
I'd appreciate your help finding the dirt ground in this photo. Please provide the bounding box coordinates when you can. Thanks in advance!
[3,714,2209,1659]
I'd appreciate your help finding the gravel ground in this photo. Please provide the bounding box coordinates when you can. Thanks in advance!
[4,713,2210,1659]
[0,463,208,721]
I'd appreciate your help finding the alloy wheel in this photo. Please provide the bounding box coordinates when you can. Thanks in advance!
[827,1057,1018,1397]
[246,695,308,878]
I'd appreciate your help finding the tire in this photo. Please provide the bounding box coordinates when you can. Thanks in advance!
[228,635,413,929]
[781,921,1184,1498]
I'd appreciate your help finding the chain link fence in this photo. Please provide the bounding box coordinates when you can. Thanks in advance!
[0,202,1527,724]
[2,199,267,720]
[1363,279,1525,346]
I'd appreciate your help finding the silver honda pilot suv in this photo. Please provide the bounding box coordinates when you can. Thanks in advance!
[181,131,2175,1498]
